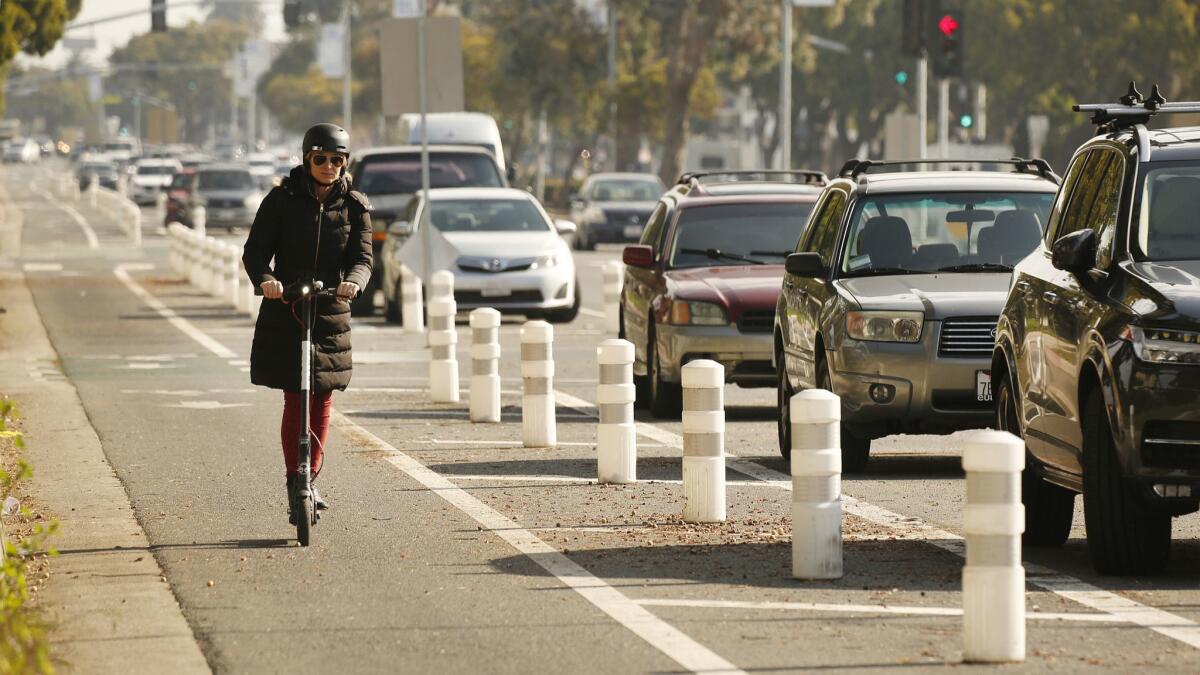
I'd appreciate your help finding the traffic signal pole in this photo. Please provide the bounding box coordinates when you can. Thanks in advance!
[779,0,792,170]
[916,53,927,159]
[342,4,352,140]
[938,78,949,158]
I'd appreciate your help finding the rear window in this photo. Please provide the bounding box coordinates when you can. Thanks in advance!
[589,179,663,202]
[198,170,254,190]
[668,203,816,268]
[355,153,503,195]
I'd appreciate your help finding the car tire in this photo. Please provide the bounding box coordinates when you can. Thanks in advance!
[384,279,402,324]
[995,372,1074,546]
[776,342,793,461]
[817,356,869,473]
[546,280,581,324]
[648,324,682,418]
[1081,388,1171,575]
[627,306,650,410]
[351,275,377,317]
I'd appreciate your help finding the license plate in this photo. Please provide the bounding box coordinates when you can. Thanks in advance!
[216,209,235,220]
[976,370,992,402]
[623,224,643,238]
[480,286,511,298]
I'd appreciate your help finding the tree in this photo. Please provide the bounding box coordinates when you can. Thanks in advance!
[4,58,94,137]
[0,0,82,113]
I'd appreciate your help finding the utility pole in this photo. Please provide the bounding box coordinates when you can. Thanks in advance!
[607,0,617,171]
[342,3,352,139]
[938,77,949,158]
[418,0,432,289]
[917,55,928,158]
[779,0,792,170]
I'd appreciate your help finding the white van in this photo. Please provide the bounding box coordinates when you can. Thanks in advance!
[398,112,506,174]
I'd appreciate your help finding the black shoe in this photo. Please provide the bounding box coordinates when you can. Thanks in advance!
[312,484,329,511]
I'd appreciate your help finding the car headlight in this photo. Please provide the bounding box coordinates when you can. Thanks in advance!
[1123,326,1200,365]
[668,299,728,326]
[530,253,559,270]
[583,205,606,224]
[846,311,924,343]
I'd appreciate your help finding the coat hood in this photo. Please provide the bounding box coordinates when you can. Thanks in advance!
[282,165,349,203]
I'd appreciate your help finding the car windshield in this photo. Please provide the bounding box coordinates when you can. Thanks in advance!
[356,153,503,195]
[429,199,549,233]
[198,170,253,190]
[668,203,816,268]
[1134,162,1200,261]
[137,165,175,175]
[589,178,663,202]
[840,192,1054,276]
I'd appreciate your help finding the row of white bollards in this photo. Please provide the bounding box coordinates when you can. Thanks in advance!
[166,223,261,322]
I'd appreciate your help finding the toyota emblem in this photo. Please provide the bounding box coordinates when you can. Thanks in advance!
[629,215,641,225]
[488,258,503,271]
[989,326,998,340]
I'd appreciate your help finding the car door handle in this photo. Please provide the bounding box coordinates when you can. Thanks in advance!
[1042,291,1058,302]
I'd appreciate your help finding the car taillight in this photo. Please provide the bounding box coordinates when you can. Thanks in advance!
[169,190,188,200]
[372,230,388,242]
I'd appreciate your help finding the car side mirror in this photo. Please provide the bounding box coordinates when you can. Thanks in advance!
[785,252,825,277]
[554,219,578,235]
[623,244,655,268]
[1050,229,1097,273]
[387,220,413,237]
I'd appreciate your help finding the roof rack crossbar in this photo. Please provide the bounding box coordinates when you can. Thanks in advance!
[676,169,828,186]
[838,157,1059,183]
[1075,81,1200,135]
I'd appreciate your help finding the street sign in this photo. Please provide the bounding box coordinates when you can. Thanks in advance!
[393,0,420,18]
[379,17,464,115]
[318,23,347,78]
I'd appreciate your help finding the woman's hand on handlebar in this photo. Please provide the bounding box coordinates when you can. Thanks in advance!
[261,280,284,300]
[336,281,360,301]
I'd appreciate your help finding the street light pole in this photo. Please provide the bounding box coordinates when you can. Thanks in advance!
[342,3,352,139]
[916,52,928,159]
[779,0,792,170]
[607,0,617,171]
[418,0,432,290]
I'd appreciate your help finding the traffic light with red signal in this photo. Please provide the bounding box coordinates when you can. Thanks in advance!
[930,10,964,78]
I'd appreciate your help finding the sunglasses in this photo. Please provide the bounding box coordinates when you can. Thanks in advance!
[311,154,346,167]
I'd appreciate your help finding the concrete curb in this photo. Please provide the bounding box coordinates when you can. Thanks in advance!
[0,185,210,674]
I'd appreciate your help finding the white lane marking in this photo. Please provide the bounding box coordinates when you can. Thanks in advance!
[578,307,605,319]
[448,474,765,488]
[551,390,1200,650]
[163,401,251,410]
[23,262,63,272]
[342,409,594,421]
[335,412,745,675]
[424,438,667,448]
[127,362,177,370]
[633,598,1124,624]
[113,264,237,359]
[62,204,100,249]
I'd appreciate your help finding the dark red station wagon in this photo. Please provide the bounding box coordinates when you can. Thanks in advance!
[621,171,826,417]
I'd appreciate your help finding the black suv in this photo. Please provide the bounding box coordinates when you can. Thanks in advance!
[993,83,1200,575]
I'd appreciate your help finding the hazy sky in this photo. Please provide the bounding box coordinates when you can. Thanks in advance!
[21,0,287,69]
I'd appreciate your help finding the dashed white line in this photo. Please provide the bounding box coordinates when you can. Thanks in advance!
[633,598,1124,623]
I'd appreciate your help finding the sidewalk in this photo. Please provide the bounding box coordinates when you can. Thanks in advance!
[0,184,210,674]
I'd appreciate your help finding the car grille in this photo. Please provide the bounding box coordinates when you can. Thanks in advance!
[1142,421,1200,470]
[206,198,244,210]
[455,290,544,305]
[457,256,535,273]
[604,210,652,226]
[938,317,998,358]
[737,309,775,334]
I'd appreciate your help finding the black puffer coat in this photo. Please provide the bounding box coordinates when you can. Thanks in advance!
[242,166,373,392]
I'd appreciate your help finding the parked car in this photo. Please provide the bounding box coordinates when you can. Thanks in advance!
[194,164,263,230]
[570,173,665,250]
[76,160,120,191]
[163,168,198,226]
[620,170,828,417]
[380,187,579,324]
[4,138,40,163]
[993,85,1200,575]
[775,158,1060,471]
[131,158,183,205]
[348,144,508,316]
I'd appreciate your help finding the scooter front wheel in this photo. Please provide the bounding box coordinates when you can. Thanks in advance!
[294,494,313,547]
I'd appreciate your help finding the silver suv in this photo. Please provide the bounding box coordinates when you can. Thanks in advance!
[774,159,1060,471]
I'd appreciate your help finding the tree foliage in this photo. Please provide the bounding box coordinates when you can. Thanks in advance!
[0,0,81,114]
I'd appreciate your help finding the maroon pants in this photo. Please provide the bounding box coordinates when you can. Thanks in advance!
[281,391,333,478]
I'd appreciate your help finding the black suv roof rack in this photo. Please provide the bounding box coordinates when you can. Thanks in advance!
[839,157,1060,183]
[1075,81,1200,135]
[676,169,828,187]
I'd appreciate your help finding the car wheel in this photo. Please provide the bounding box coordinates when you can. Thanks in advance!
[384,279,402,324]
[1081,387,1171,575]
[351,275,377,317]
[546,280,581,324]
[648,324,681,418]
[628,307,650,410]
[995,372,1074,547]
[776,343,793,461]
[818,357,869,473]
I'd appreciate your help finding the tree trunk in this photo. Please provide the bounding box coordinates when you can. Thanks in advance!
[657,0,728,186]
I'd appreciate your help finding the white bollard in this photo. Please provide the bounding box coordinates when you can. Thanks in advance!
[428,297,460,403]
[207,237,223,297]
[430,269,455,302]
[469,308,502,423]
[127,200,142,247]
[603,260,623,335]
[88,177,98,209]
[188,230,202,288]
[400,266,425,333]
[167,224,181,274]
[596,338,636,483]
[155,191,167,228]
[681,360,726,523]
[192,205,206,235]
[521,320,556,448]
[790,389,843,579]
[962,430,1026,664]
[227,243,241,308]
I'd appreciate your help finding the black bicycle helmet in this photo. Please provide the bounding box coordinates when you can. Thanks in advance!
[301,123,350,156]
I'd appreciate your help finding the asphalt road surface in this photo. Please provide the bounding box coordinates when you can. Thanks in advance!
[6,164,1200,673]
